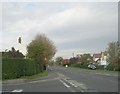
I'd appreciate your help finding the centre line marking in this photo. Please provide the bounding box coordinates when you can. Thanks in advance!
[60,80,70,88]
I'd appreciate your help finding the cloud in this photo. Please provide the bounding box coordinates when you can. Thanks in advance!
[55,48,100,59]
[1,0,119,3]
[2,2,118,58]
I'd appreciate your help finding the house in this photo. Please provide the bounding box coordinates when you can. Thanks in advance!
[62,59,70,66]
[93,53,101,63]
[93,51,109,66]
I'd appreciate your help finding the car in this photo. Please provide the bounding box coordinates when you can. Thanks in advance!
[88,64,96,70]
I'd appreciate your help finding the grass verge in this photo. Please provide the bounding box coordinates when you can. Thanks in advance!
[21,71,48,80]
[69,66,119,76]
[3,71,48,81]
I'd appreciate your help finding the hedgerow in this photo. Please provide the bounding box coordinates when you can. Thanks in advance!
[2,58,43,80]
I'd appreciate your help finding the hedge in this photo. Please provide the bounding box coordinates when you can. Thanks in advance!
[96,65,105,70]
[2,58,43,80]
[71,63,120,71]
[106,64,120,71]
[71,63,88,69]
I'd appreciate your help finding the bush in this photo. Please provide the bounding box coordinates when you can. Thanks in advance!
[71,63,88,69]
[96,65,105,70]
[106,64,120,71]
[2,58,43,80]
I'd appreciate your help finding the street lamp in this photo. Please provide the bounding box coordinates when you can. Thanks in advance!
[44,57,47,71]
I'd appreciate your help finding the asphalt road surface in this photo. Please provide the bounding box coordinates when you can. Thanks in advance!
[2,65,119,93]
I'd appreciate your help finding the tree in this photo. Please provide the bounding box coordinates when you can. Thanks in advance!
[2,47,24,59]
[55,57,63,65]
[79,54,93,65]
[27,34,57,71]
[107,41,119,70]
[69,57,78,64]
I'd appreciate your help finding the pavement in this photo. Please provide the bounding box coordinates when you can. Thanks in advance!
[2,65,119,93]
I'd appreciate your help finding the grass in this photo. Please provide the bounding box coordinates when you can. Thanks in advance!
[91,69,119,75]
[20,71,48,80]
[3,71,48,81]
[69,66,119,76]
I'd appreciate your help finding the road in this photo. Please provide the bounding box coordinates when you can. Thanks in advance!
[2,65,119,93]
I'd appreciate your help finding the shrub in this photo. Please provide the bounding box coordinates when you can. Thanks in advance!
[71,63,88,69]
[106,64,120,71]
[96,65,105,70]
[2,58,43,80]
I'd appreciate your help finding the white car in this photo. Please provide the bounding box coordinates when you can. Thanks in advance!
[88,64,96,70]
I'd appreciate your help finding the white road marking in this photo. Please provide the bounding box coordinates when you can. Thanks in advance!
[64,79,78,87]
[59,80,76,92]
[64,79,88,91]
[60,80,70,88]
[69,82,78,87]
[12,89,23,92]
[56,72,88,92]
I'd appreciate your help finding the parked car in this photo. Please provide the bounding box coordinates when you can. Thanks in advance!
[88,64,96,70]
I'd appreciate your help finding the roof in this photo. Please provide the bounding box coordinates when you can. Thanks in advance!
[93,53,101,58]
[101,51,108,56]
[93,51,108,58]
[63,59,69,61]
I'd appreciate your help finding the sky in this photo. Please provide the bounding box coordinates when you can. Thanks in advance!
[1,2,118,59]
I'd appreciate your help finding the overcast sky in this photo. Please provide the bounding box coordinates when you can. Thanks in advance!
[1,2,118,59]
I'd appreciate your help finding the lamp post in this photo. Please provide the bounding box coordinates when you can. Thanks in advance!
[44,57,47,71]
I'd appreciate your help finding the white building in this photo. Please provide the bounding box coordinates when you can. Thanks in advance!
[93,51,109,66]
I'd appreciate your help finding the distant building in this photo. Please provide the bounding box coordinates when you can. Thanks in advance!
[93,53,101,63]
[93,51,109,66]
[62,59,70,66]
